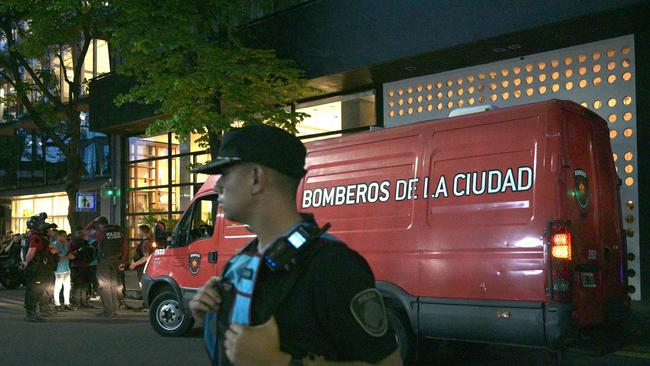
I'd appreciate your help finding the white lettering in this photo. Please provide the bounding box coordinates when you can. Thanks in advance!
[517,166,533,191]
[453,173,466,197]
[335,186,346,205]
[471,171,486,195]
[302,190,312,208]
[433,176,448,198]
[408,178,419,199]
[379,181,391,202]
[395,180,408,201]
[501,168,517,193]
[356,184,368,204]
[487,170,502,194]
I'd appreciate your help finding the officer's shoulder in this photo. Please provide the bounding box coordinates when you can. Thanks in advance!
[311,236,369,269]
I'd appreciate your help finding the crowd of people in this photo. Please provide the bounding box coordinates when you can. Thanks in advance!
[1,214,153,322]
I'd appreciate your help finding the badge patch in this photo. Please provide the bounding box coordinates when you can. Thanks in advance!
[573,169,590,211]
[349,288,388,337]
[189,253,201,275]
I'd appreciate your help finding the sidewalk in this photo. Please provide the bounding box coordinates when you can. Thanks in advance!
[615,301,650,358]
[123,269,144,308]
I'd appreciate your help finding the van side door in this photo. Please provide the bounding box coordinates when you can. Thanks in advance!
[171,193,220,288]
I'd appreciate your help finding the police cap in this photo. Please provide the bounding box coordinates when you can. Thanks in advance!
[192,124,307,179]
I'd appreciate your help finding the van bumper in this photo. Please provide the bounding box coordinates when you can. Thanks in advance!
[418,298,577,349]
[141,273,153,308]
[544,302,578,349]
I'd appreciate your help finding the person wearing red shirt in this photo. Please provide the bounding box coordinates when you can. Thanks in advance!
[20,217,56,322]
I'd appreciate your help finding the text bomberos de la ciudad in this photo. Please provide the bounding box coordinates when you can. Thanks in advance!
[301,166,533,209]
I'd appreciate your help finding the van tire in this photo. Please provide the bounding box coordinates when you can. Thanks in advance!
[387,306,416,365]
[150,291,194,336]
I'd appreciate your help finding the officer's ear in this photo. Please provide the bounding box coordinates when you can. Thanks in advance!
[250,164,266,195]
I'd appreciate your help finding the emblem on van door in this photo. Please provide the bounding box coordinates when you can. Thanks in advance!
[189,253,201,275]
[573,169,590,212]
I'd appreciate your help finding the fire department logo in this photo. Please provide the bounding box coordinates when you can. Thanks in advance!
[189,253,201,275]
[574,169,590,211]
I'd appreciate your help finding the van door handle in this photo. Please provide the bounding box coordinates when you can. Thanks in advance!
[208,251,218,263]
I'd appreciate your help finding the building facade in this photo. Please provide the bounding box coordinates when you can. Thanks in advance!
[0,39,112,234]
[89,0,650,301]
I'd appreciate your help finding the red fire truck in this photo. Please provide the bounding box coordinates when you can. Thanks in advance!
[141,100,629,361]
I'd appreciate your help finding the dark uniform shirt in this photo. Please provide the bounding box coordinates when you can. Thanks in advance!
[98,225,127,263]
[232,227,398,363]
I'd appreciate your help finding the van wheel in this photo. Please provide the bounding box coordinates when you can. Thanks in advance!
[150,291,194,336]
[387,307,416,365]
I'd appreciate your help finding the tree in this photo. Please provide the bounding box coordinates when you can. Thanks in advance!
[0,1,112,230]
[111,0,317,157]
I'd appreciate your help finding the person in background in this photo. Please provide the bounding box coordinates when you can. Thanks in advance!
[53,230,74,311]
[84,216,127,318]
[70,228,94,308]
[1,234,21,256]
[20,215,57,321]
[115,225,128,310]
[129,224,154,283]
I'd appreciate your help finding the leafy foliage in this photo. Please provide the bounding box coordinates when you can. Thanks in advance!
[111,0,317,151]
[0,0,113,229]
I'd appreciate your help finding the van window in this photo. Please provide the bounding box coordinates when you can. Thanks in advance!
[174,194,219,246]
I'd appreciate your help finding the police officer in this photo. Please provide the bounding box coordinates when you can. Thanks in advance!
[189,125,401,366]
[20,214,56,322]
[84,216,127,317]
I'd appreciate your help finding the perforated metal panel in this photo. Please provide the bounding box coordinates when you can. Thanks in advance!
[384,35,641,300]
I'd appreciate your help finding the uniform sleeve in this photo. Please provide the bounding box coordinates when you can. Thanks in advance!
[311,244,398,363]
[29,234,44,251]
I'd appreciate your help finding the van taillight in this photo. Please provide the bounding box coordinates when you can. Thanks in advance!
[551,232,571,260]
[548,221,573,301]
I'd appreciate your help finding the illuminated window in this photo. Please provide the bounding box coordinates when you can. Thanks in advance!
[11,193,70,233]
[297,91,375,136]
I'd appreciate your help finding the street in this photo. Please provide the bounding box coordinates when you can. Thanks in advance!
[1,287,649,366]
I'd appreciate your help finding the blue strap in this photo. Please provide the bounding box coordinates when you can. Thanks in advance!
[203,253,262,365]
[204,313,219,366]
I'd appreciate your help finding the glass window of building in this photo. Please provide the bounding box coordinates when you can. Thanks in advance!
[295,90,376,140]
[52,39,111,102]
[11,193,70,234]
[1,114,110,190]
[125,132,209,245]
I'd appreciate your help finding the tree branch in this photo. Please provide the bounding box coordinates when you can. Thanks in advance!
[14,52,66,111]
[0,69,17,88]
[56,51,73,87]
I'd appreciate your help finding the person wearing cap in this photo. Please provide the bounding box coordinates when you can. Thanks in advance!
[189,124,401,366]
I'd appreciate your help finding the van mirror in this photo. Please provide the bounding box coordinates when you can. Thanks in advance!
[154,221,168,247]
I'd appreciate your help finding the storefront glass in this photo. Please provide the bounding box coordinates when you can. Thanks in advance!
[125,132,209,246]
[295,91,376,140]
[11,193,70,234]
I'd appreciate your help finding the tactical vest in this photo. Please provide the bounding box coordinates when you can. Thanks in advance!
[100,225,123,259]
